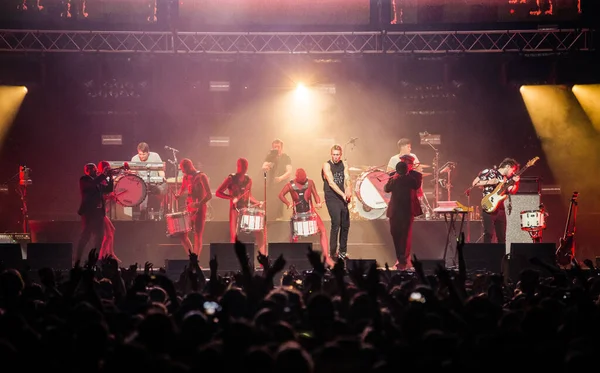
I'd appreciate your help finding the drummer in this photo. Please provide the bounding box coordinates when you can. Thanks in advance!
[279,168,333,267]
[130,142,166,219]
[215,158,265,255]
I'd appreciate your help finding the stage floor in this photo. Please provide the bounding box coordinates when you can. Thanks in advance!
[29,219,483,267]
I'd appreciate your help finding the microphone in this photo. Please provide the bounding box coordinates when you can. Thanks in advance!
[165,146,179,152]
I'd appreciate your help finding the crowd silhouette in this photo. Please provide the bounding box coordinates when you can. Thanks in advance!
[0,233,599,373]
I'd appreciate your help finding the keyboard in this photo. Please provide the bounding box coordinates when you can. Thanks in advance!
[433,201,473,213]
[108,161,165,171]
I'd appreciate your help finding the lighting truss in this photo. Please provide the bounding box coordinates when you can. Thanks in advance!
[0,29,592,54]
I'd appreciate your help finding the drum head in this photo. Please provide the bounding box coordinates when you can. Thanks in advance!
[355,169,390,210]
[354,199,386,220]
[115,174,147,207]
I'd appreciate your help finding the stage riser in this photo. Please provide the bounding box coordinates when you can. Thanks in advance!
[29,220,484,267]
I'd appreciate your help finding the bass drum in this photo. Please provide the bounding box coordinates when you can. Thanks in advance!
[353,199,387,220]
[114,174,147,207]
[353,169,389,220]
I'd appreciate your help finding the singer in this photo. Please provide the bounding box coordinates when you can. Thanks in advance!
[216,158,265,255]
[322,144,352,261]
[261,139,292,221]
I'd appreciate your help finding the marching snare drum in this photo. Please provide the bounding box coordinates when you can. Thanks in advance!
[354,169,389,220]
[238,208,265,233]
[114,174,147,207]
[292,212,319,237]
[520,210,546,231]
[166,211,192,237]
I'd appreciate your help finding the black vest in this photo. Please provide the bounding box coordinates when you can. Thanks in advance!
[290,181,310,213]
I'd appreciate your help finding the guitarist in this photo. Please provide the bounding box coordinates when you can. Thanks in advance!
[472,158,520,244]
[175,158,212,256]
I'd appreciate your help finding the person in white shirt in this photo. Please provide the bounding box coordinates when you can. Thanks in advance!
[131,142,166,219]
[387,138,420,173]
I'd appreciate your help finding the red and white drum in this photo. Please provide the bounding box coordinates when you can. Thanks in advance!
[238,208,265,233]
[354,169,389,220]
[114,174,147,207]
[166,211,192,237]
[292,212,319,237]
[520,210,546,231]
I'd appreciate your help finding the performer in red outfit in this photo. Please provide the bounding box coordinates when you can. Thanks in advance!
[216,158,265,255]
[279,168,333,266]
[175,158,212,256]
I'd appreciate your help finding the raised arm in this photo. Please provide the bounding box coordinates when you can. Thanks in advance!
[322,162,345,199]
[216,176,232,200]
[279,164,293,182]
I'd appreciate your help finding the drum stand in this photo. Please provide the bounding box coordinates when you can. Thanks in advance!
[526,230,543,243]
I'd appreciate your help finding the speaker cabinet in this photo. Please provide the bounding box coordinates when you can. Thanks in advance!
[505,194,541,254]
[462,243,506,273]
[26,243,73,270]
[509,243,556,280]
[0,243,23,270]
[268,242,313,271]
[210,243,255,272]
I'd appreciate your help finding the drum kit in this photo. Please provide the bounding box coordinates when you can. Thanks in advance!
[349,163,437,220]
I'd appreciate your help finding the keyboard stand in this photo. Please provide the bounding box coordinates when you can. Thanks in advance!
[439,210,468,268]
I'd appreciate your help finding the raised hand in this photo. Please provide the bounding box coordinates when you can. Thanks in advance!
[271,254,286,273]
[257,252,270,268]
[209,255,218,272]
[144,261,153,275]
[86,248,99,269]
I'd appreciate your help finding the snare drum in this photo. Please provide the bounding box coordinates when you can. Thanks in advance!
[114,174,147,207]
[166,212,192,237]
[238,208,265,233]
[292,212,319,237]
[520,210,546,231]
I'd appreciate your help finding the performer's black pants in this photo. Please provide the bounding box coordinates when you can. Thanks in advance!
[483,206,506,244]
[76,212,105,260]
[389,216,413,266]
[326,197,350,258]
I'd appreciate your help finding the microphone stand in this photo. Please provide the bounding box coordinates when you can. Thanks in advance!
[425,141,440,211]
[167,148,179,214]
[343,138,356,163]
[263,170,268,256]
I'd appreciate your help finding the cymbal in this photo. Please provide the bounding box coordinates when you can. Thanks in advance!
[416,164,431,169]
[421,172,433,177]
[166,177,184,183]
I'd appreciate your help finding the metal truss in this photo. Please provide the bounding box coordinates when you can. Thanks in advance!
[0,28,592,54]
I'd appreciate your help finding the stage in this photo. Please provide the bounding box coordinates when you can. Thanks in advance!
[29,219,484,268]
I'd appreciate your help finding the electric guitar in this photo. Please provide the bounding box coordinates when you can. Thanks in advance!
[556,192,578,266]
[480,156,540,213]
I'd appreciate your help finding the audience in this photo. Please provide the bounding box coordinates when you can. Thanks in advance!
[1,235,599,373]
